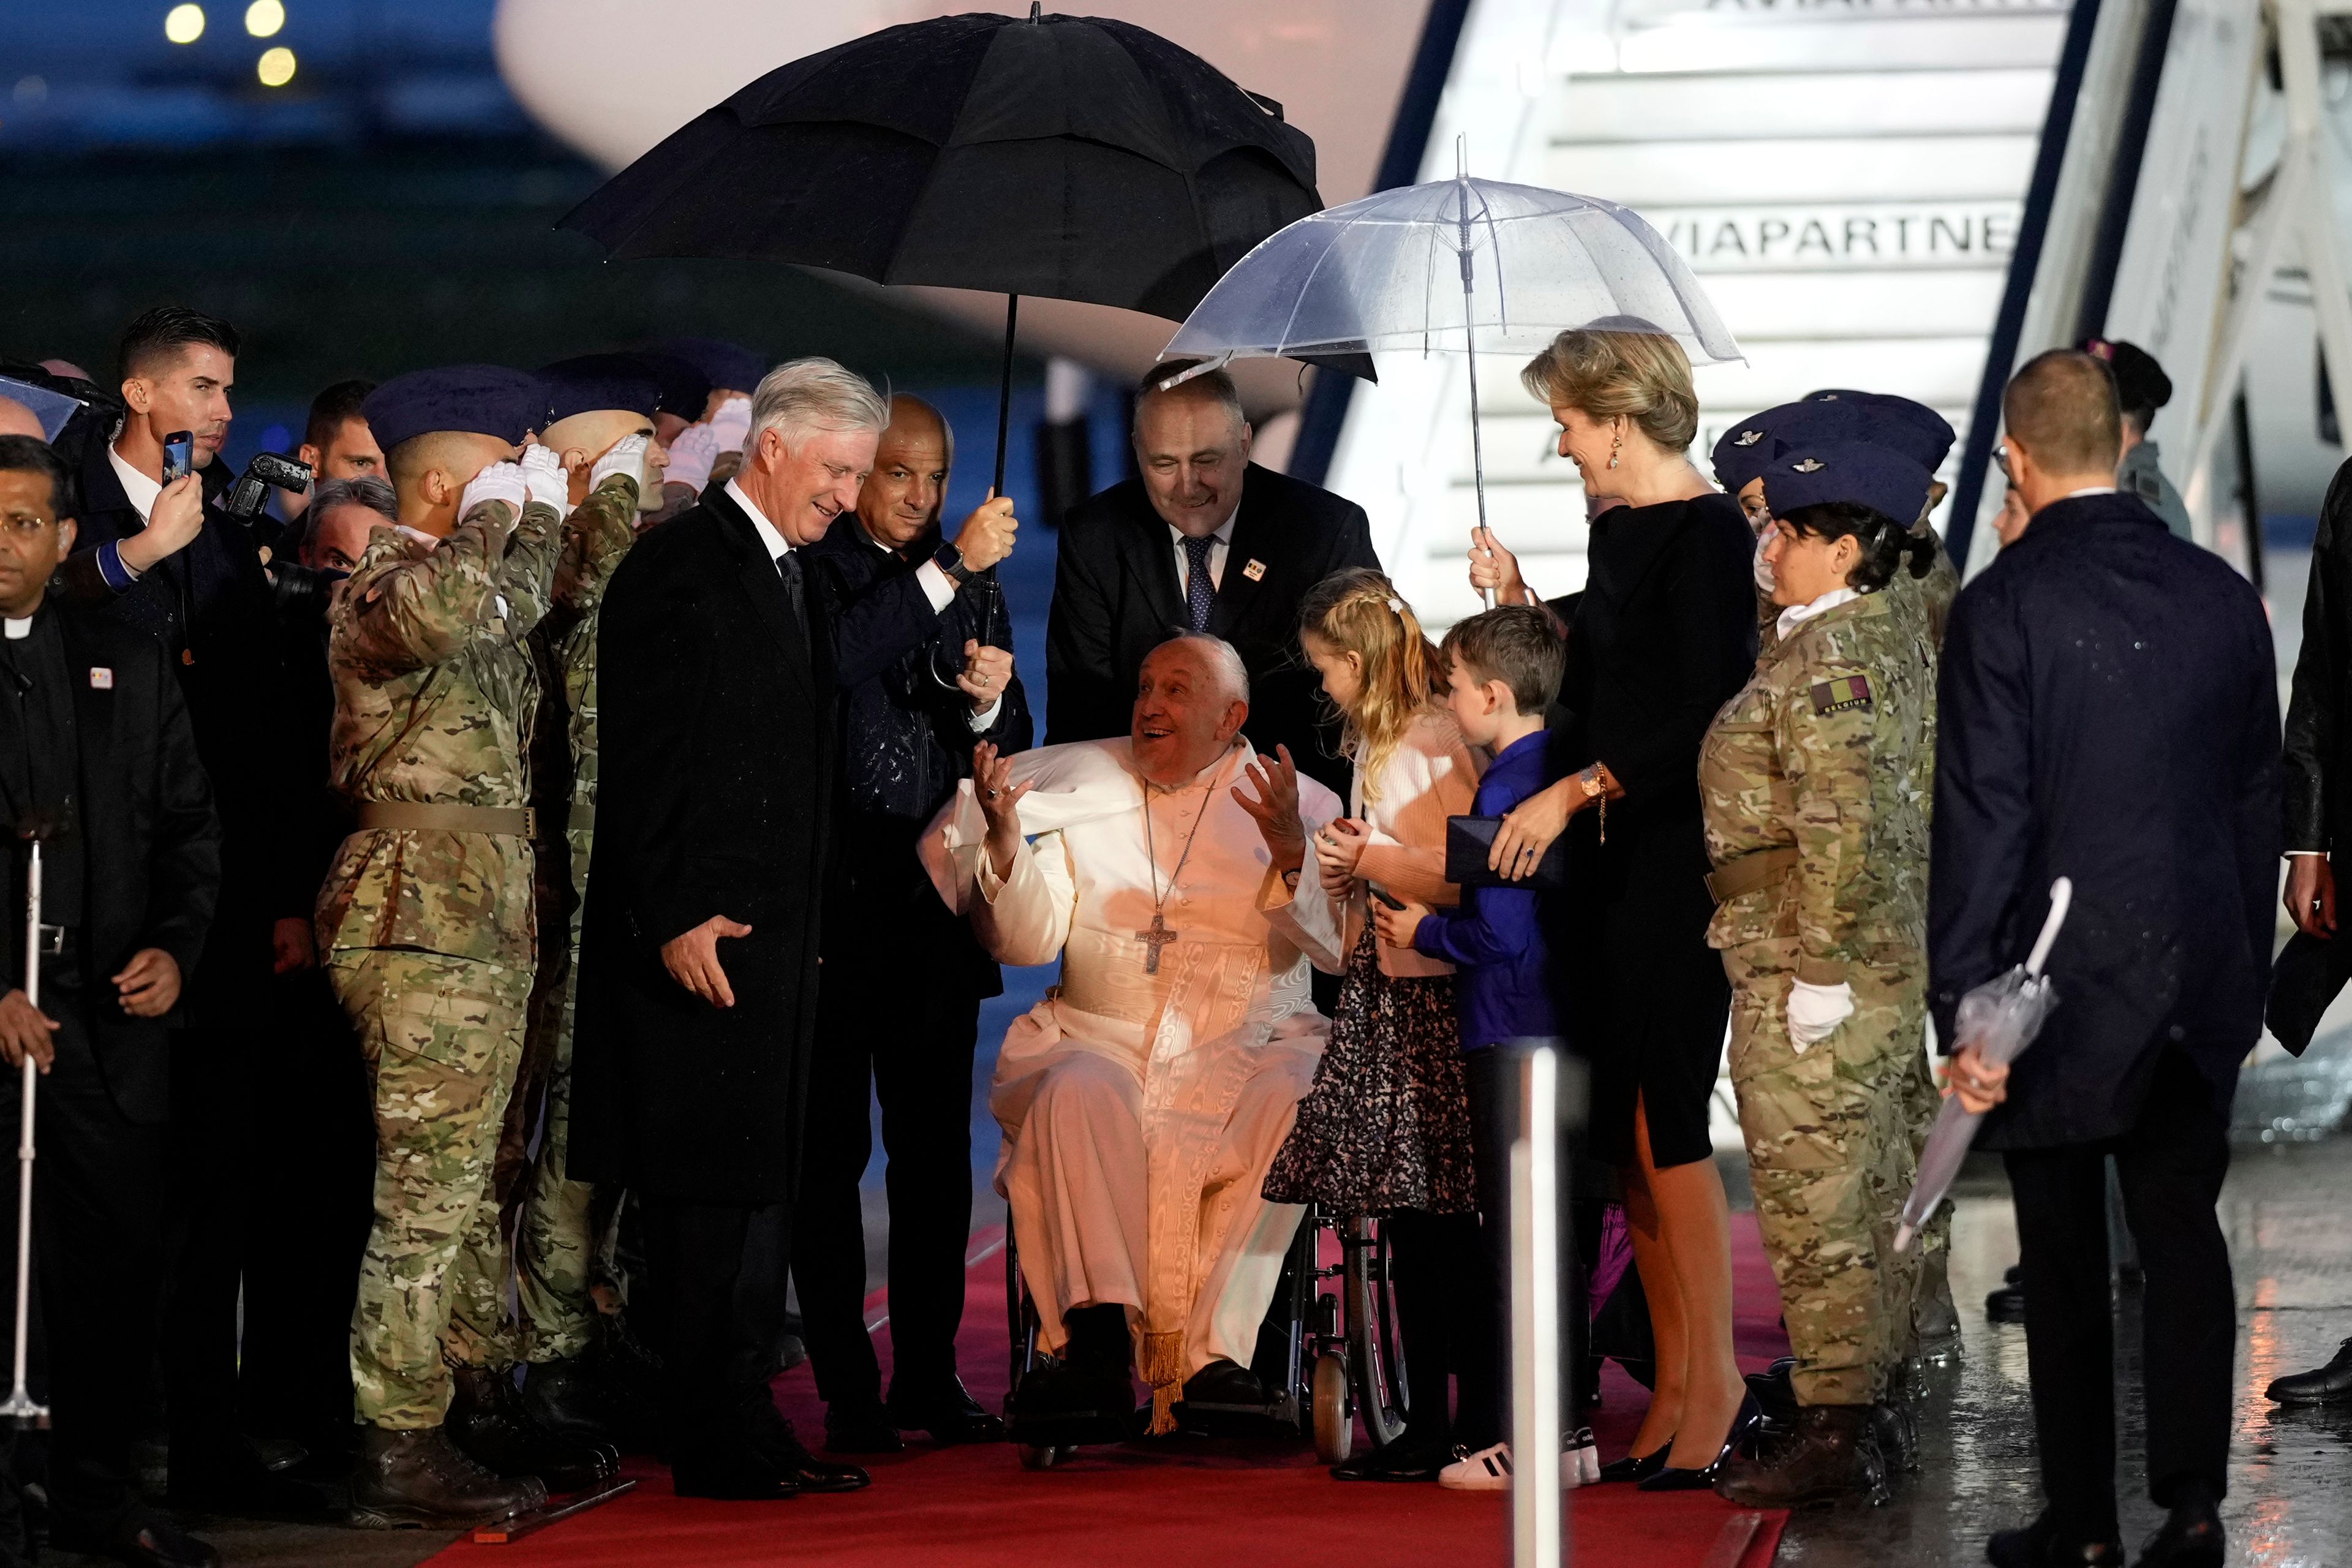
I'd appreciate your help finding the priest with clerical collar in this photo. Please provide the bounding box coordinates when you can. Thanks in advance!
[921,633,1342,1437]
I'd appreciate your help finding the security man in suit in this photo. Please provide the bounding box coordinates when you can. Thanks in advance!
[1045,361,1381,797]
[0,435,223,1568]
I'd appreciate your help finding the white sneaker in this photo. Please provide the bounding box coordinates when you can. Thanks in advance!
[1567,1428,1601,1487]
[1439,1442,1513,1490]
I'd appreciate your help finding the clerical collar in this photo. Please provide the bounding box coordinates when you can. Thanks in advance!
[108,442,162,524]
[725,477,795,561]
[3,614,32,641]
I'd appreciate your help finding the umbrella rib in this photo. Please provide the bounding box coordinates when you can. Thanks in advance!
[1272,211,1370,357]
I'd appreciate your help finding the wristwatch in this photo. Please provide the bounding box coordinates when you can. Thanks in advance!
[932,541,974,586]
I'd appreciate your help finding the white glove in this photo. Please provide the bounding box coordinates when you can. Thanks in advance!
[591,434,650,497]
[665,420,718,492]
[1752,530,1776,595]
[1786,978,1855,1051]
[709,393,753,454]
[459,461,527,523]
[518,443,569,516]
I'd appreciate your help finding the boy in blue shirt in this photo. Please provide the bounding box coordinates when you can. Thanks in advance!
[1374,605,1589,1490]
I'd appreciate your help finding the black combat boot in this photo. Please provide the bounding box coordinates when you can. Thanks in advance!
[520,1356,624,1449]
[1909,1251,1965,1363]
[347,1425,547,1529]
[447,1366,618,1494]
[1714,1404,1884,1508]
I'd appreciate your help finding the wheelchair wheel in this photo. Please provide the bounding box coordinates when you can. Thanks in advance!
[1311,1349,1353,1464]
[1343,1216,1410,1448]
[1017,1442,1068,1470]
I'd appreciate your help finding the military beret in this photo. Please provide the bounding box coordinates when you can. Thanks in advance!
[652,337,768,396]
[629,352,712,420]
[361,366,543,454]
[1763,439,1934,530]
[540,354,665,426]
[1711,402,1805,492]
[2076,337,2173,417]
[1789,392,1955,473]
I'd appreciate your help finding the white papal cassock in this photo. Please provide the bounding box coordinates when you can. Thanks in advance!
[919,737,1341,1429]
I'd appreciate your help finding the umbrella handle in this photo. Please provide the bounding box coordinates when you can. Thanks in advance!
[2025,877,2072,977]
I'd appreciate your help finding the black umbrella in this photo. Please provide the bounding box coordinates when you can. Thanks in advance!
[560,4,1330,495]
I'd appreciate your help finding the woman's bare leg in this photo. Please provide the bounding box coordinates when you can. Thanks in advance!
[1623,1093,1686,1460]
[1637,1097,1746,1471]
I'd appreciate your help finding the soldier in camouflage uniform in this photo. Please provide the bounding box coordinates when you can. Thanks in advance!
[501,360,666,1441]
[1713,398,1962,1360]
[1698,441,1942,1507]
[321,368,608,1528]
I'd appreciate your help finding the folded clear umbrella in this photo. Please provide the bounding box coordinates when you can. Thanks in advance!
[1894,878,2073,1253]
[1163,139,1740,602]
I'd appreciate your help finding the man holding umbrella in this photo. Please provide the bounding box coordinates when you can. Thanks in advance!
[1932,350,2278,1568]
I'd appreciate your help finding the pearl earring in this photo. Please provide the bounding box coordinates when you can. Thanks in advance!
[1608,431,1622,470]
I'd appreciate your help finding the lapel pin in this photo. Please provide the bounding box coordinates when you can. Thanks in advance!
[1242,558,1267,582]
[89,668,114,690]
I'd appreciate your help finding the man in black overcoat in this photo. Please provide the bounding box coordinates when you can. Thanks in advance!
[1044,362,1379,797]
[0,436,223,1568]
[794,397,1029,1453]
[1931,351,2280,1568]
[571,361,1011,1501]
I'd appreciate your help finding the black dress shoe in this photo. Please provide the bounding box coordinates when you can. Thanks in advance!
[2265,1337,2352,1404]
[1595,1446,1669,1484]
[888,1378,1007,1444]
[671,1446,801,1502]
[2135,1490,2223,1568]
[50,1517,220,1568]
[747,1407,871,1493]
[823,1402,907,1455]
[1987,1265,2028,1325]
[448,1366,619,1493]
[1985,1513,2123,1567]
[166,1434,337,1518]
[1330,1434,1452,1482]
[1638,1395,1762,1493]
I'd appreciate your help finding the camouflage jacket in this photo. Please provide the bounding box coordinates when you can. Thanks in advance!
[537,474,638,904]
[1699,589,1936,978]
[316,494,564,966]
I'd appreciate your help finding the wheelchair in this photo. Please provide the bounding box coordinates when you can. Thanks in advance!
[1003,1207,1412,1469]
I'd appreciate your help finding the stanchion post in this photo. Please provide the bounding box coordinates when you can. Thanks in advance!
[1,835,48,1425]
[1510,1041,1562,1568]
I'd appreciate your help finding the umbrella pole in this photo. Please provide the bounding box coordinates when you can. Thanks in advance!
[978,292,1020,650]
[1459,202,1495,611]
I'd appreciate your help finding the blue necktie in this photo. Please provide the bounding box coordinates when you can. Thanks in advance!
[1182,535,1216,633]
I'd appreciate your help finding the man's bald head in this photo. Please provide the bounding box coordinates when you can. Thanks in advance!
[2003,349,2120,488]
[1132,635,1250,786]
[0,398,43,442]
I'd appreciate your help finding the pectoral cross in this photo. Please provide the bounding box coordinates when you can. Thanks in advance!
[1136,911,1179,975]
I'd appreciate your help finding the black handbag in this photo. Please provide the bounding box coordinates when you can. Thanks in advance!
[1445,815,1572,891]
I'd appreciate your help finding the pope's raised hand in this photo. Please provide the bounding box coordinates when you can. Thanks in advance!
[973,741,1035,878]
[1232,745,1306,874]
[953,493,1019,572]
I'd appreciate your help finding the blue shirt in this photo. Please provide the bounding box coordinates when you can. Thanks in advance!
[1412,729,1559,1050]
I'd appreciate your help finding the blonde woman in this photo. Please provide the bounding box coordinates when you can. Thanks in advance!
[1469,323,1760,1489]
[1261,569,1484,1479]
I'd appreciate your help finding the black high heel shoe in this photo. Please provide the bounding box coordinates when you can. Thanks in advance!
[1637,1393,1762,1493]
[1595,1446,1669,1485]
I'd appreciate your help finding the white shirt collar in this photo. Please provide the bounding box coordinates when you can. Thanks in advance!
[2062,486,2118,500]
[1168,508,1237,550]
[108,442,161,524]
[725,477,793,562]
[1774,586,1863,642]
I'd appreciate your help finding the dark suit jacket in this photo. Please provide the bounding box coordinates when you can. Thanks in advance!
[1,597,221,1125]
[1044,464,1379,796]
[1931,492,2281,1149]
[571,487,940,1202]
[56,440,306,1020]
[2284,454,2352,853]
[805,519,1030,998]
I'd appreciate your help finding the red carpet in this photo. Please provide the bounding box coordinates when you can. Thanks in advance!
[429,1215,1791,1567]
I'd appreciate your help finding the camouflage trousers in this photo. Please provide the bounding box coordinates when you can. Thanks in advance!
[331,949,531,1429]
[1724,940,1926,1407]
[1894,1031,1957,1342]
[510,930,600,1363]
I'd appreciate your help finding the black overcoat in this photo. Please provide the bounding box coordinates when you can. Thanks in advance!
[2283,454,2352,853]
[1540,492,1758,1169]
[1930,492,2280,1149]
[0,599,221,1125]
[1043,462,1379,796]
[570,486,938,1202]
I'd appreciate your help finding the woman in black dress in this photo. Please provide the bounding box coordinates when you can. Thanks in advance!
[1471,325,1759,1489]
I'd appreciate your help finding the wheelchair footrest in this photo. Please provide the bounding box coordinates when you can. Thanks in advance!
[1172,1397,1299,1439]
[1007,1408,1136,1449]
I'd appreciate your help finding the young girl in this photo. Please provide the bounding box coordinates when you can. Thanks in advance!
[1261,569,1485,1480]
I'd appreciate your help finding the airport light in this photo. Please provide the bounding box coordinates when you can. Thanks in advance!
[246,0,285,38]
[257,46,296,87]
[164,4,206,44]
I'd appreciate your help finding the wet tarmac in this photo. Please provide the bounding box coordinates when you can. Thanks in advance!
[1776,1130,2352,1568]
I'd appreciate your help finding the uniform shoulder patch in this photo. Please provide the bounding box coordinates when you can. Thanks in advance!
[1809,674,1872,714]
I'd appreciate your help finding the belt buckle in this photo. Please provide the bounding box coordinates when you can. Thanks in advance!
[35,925,65,957]
[522,807,537,839]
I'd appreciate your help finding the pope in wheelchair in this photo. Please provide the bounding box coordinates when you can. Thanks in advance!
[922,637,1382,1450]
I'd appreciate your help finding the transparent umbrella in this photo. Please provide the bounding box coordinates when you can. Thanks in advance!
[1894,878,2074,1253]
[1162,140,1740,601]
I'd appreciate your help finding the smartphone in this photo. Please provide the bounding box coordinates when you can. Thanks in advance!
[160,431,195,486]
[1371,888,1406,911]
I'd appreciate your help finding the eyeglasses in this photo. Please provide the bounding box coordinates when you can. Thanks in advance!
[1993,442,2013,480]
[0,515,61,540]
